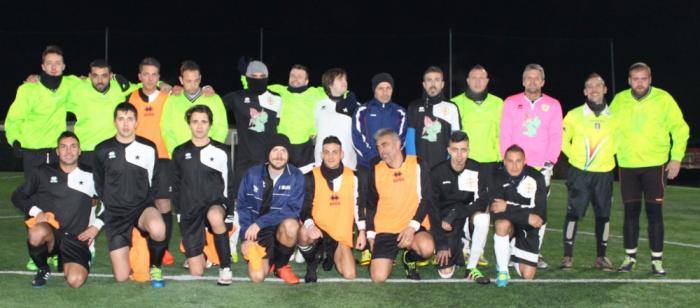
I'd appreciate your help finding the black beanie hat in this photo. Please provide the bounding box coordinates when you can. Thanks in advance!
[371,72,394,92]
[266,134,292,161]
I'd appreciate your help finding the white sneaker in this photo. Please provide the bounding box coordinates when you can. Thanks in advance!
[217,267,232,286]
[294,249,305,264]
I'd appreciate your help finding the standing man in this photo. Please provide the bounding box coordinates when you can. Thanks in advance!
[610,62,689,275]
[94,103,168,288]
[269,65,326,173]
[452,64,503,265]
[127,57,175,265]
[314,68,361,170]
[12,131,102,288]
[67,59,138,168]
[430,131,490,283]
[298,136,365,282]
[500,63,563,268]
[560,73,618,271]
[162,60,228,157]
[491,145,548,287]
[366,129,435,282]
[5,45,80,178]
[171,105,234,285]
[237,134,304,284]
[406,66,461,170]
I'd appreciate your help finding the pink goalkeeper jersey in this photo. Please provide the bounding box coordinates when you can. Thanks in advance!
[500,92,563,168]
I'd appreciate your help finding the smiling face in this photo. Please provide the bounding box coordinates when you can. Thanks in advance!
[268,146,289,170]
[522,69,545,96]
[57,136,80,166]
[288,68,309,88]
[583,76,608,104]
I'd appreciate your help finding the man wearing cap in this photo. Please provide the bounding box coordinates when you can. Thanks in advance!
[237,134,304,284]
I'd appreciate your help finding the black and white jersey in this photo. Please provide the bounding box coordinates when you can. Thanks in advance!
[491,165,547,223]
[171,140,234,217]
[93,136,159,220]
[12,163,100,235]
[430,159,490,223]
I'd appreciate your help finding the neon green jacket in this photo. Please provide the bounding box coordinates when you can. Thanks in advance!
[268,84,326,144]
[66,78,138,151]
[161,92,229,156]
[451,93,503,163]
[609,87,689,168]
[562,104,619,172]
[5,75,80,149]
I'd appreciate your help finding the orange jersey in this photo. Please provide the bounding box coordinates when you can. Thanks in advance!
[311,167,356,248]
[374,155,430,234]
[129,90,169,159]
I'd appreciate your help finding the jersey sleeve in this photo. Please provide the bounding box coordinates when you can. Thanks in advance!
[211,96,230,144]
[665,97,690,162]
[4,85,32,145]
[11,169,41,215]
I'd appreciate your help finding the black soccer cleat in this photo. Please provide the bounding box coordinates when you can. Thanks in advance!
[32,269,50,288]
[305,259,319,283]
[402,251,421,280]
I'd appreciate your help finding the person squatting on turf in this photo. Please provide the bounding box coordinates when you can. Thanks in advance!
[237,134,304,284]
[491,145,548,287]
[93,103,168,288]
[12,131,103,288]
[170,105,235,285]
[298,136,366,282]
[429,131,491,284]
[366,128,436,283]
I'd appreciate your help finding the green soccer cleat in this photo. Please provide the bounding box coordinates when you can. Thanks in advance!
[26,259,38,271]
[48,255,59,269]
[618,256,637,272]
[651,260,667,276]
[150,266,165,288]
[402,251,421,280]
[232,252,239,264]
[359,250,372,267]
[466,268,490,284]
[496,270,510,287]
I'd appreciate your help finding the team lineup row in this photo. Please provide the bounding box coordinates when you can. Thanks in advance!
[5,45,689,288]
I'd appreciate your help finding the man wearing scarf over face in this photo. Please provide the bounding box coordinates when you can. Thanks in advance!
[405,66,461,170]
[5,45,81,179]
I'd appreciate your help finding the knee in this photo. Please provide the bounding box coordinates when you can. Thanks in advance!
[417,240,434,258]
[249,271,265,283]
[494,220,511,236]
[343,271,356,280]
[28,231,46,247]
[66,273,86,288]
[189,268,204,277]
[473,213,490,228]
[148,222,166,241]
[114,273,129,283]
[371,273,387,284]
[280,219,299,239]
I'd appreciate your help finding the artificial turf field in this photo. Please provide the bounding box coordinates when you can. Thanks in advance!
[0,171,699,307]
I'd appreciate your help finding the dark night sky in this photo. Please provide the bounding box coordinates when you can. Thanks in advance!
[1,1,698,141]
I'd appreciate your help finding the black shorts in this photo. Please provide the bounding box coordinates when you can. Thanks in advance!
[105,205,154,251]
[288,140,314,171]
[155,159,172,199]
[493,207,540,267]
[21,148,56,178]
[78,151,97,171]
[566,167,614,218]
[179,205,226,258]
[49,231,92,271]
[255,225,280,260]
[371,228,430,260]
[619,165,666,204]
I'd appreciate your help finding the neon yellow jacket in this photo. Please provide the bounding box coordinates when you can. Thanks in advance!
[268,84,326,144]
[609,87,689,168]
[562,104,618,172]
[5,75,80,149]
[161,92,229,156]
[66,78,138,151]
[451,93,503,163]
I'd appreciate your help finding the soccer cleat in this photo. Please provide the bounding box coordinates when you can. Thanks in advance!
[417,256,433,267]
[32,269,50,288]
[150,266,165,288]
[537,255,549,269]
[618,256,637,272]
[466,268,490,284]
[359,250,372,266]
[217,267,233,286]
[559,256,573,270]
[162,250,175,266]
[496,271,510,287]
[651,260,667,276]
[594,256,614,272]
[305,261,319,283]
[275,264,300,285]
[48,255,59,270]
[478,254,489,267]
[438,265,456,279]
[401,251,421,280]
[26,259,38,271]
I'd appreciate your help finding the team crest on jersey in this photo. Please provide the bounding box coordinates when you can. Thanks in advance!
[249,108,268,133]
[421,116,442,142]
[594,122,601,130]
[50,176,58,183]
[392,171,404,183]
[329,194,341,206]
[517,177,537,199]
[522,116,541,137]
[185,153,192,160]
[541,104,550,112]
[108,151,116,159]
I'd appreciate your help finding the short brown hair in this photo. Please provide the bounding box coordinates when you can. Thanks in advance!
[42,45,63,62]
[629,62,651,75]
[291,64,309,78]
[321,68,347,93]
[139,57,161,72]
[179,60,200,76]
[423,66,443,79]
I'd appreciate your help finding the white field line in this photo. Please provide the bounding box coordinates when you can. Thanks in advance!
[1,270,699,284]
[547,228,700,249]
